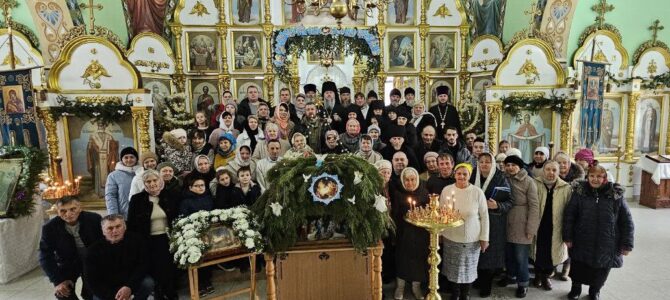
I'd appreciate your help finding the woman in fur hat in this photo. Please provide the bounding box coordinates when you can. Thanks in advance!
[161,128,194,177]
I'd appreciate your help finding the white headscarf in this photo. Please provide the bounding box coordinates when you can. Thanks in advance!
[474,152,496,192]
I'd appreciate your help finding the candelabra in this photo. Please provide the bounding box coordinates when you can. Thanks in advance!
[405,193,464,300]
[42,175,82,201]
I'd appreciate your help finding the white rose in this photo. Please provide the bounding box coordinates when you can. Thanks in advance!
[187,253,201,264]
[211,217,219,223]
[245,229,256,237]
[211,209,222,215]
[245,238,255,249]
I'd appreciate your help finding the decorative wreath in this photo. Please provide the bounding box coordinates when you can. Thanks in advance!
[272,26,382,83]
[0,146,48,218]
[169,207,264,268]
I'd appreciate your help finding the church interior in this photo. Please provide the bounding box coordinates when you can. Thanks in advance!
[1,0,670,299]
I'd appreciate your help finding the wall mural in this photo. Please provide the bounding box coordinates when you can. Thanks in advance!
[464,0,507,39]
[123,0,170,39]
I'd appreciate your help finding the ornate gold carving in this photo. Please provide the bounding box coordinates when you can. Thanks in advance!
[560,100,577,152]
[218,75,231,92]
[133,60,170,71]
[509,91,546,98]
[524,1,543,32]
[593,49,609,63]
[190,1,210,16]
[666,108,670,154]
[173,74,186,92]
[131,107,152,153]
[81,60,111,89]
[0,20,40,47]
[592,0,614,29]
[433,4,451,18]
[79,0,103,33]
[1,53,22,66]
[170,25,184,75]
[216,25,229,76]
[37,107,59,159]
[469,58,501,70]
[648,59,658,75]
[486,103,502,153]
[148,47,155,54]
[649,19,664,44]
[632,20,670,64]
[483,48,489,54]
[74,95,122,105]
[516,59,540,84]
[57,25,125,52]
[624,93,641,162]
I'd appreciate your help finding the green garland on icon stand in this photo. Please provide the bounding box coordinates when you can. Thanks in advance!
[0,146,48,218]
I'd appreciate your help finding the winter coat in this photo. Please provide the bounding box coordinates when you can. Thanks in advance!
[562,181,634,269]
[128,166,149,198]
[426,174,455,195]
[339,133,361,153]
[236,129,265,154]
[178,191,214,217]
[237,98,272,119]
[235,183,262,207]
[469,168,512,269]
[224,154,257,182]
[440,140,472,165]
[379,144,420,170]
[214,184,243,209]
[213,149,236,170]
[390,181,430,282]
[105,163,137,218]
[530,178,572,266]
[560,163,585,183]
[506,169,540,244]
[39,212,103,285]
[127,190,179,238]
[414,140,442,173]
[161,132,194,174]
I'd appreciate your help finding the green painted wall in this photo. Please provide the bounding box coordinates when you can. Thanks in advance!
[7,0,129,47]
[503,0,670,65]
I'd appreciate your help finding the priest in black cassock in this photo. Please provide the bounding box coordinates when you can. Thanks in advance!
[428,85,462,139]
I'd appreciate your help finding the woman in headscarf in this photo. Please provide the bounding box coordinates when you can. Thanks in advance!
[224,145,257,182]
[284,132,315,160]
[410,101,437,136]
[470,152,512,298]
[127,170,179,300]
[563,164,634,300]
[252,122,290,160]
[367,125,387,152]
[375,160,395,285]
[161,128,194,177]
[355,134,383,164]
[209,111,241,147]
[212,133,237,170]
[270,103,295,140]
[530,160,572,292]
[440,163,489,300]
[236,115,265,154]
[293,93,308,121]
[391,167,429,300]
[191,129,213,157]
[184,154,216,186]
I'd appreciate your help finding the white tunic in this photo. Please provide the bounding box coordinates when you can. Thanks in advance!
[439,184,489,243]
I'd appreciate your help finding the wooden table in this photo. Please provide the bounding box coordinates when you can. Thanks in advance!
[188,249,258,300]
[637,155,670,208]
[264,240,383,300]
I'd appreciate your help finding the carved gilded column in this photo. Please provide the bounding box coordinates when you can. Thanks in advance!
[376,8,387,97]
[217,0,231,91]
[560,99,577,153]
[37,107,61,181]
[486,103,502,154]
[419,73,428,106]
[131,106,152,153]
[457,26,470,106]
[418,0,429,103]
[371,246,383,300]
[170,24,186,92]
[262,0,275,105]
[625,93,641,162]
[290,55,300,94]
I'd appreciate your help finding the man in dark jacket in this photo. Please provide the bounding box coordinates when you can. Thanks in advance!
[440,126,472,164]
[380,124,420,169]
[237,85,271,120]
[415,125,442,172]
[39,197,103,300]
[85,215,154,300]
[426,153,456,194]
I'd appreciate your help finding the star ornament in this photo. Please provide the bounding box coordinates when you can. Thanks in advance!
[347,195,356,204]
[315,154,328,167]
[374,194,388,213]
[270,202,283,216]
[353,171,363,185]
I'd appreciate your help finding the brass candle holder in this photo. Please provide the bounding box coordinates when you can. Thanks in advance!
[405,193,464,300]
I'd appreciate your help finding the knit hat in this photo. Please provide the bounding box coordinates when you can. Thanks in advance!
[367,124,381,134]
[120,147,138,159]
[139,151,157,164]
[390,88,402,97]
[170,128,187,139]
[367,90,379,100]
[340,87,351,94]
[504,155,526,168]
[534,146,549,158]
[369,100,385,110]
[436,85,450,96]
[374,159,392,171]
[423,151,439,162]
[454,162,473,174]
[387,124,406,138]
[218,132,237,148]
[575,148,595,166]
[506,148,523,158]
[404,87,415,96]
[304,84,317,93]
[157,161,177,173]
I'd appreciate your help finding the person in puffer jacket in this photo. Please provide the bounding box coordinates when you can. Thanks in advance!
[105,147,139,218]
[562,164,634,300]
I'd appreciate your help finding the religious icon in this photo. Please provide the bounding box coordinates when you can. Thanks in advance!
[190,79,219,116]
[388,32,416,71]
[586,76,599,100]
[635,98,661,154]
[233,78,263,102]
[283,0,365,25]
[388,0,416,25]
[2,85,25,114]
[232,0,261,25]
[143,78,172,115]
[309,174,344,205]
[231,31,263,71]
[0,159,22,217]
[186,32,219,72]
[465,0,506,39]
[597,98,622,155]
[501,110,552,163]
[428,32,456,71]
[66,117,134,202]
[204,225,242,253]
[123,0,169,38]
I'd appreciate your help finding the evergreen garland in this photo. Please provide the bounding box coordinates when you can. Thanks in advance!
[50,96,132,126]
[252,154,393,253]
[606,70,670,90]
[0,146,49,218]
[501,93,568,119]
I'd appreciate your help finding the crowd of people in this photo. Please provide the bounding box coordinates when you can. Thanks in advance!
[38,81,635,300]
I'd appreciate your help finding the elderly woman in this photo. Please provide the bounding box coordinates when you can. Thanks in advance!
[252,122,290,160]
[440,163,489,300]
[530,161,572,291]
[495,153,507,171]
[499,154,539,298]
[284,132,315,160]
[470,153,512,298]
[127,170,179,300]
[555,152,585,183]
[391,167,429,300]
[374,160,395,284]
[224,145,257,182]
[355,134,383,164]
[563,165,634,300]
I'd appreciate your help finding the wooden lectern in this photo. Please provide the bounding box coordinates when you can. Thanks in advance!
[638,155,670,209]
[264,240,383,300]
